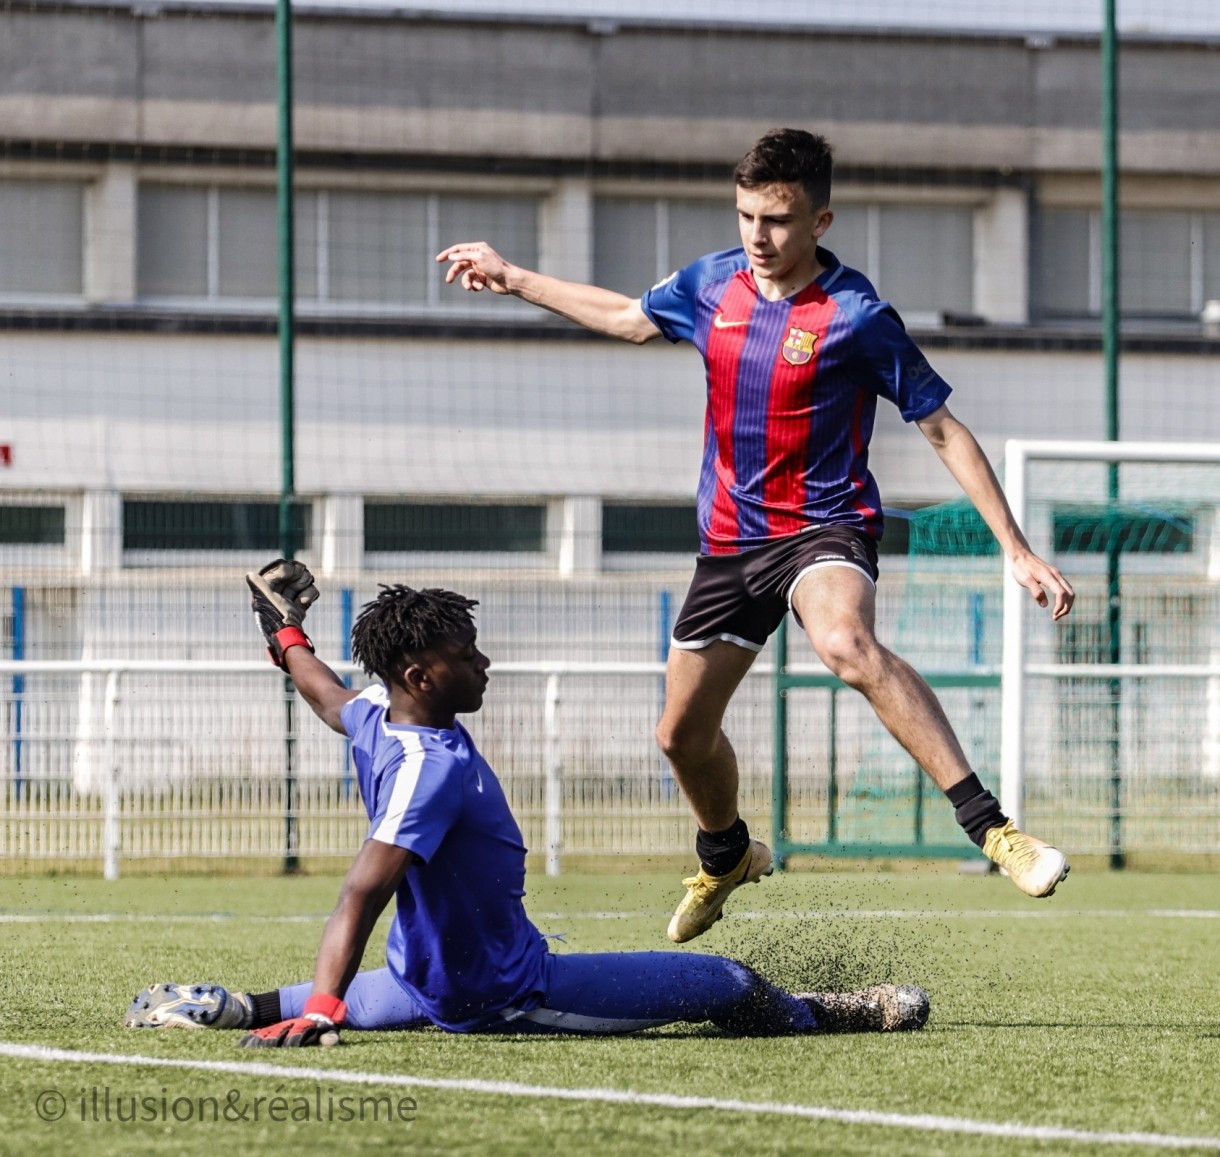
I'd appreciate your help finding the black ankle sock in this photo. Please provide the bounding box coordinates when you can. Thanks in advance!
[945,773,1007,849]
[696,817,751,876]
[249,990,283,1028]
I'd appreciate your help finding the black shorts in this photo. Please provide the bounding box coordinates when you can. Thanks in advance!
[671,527,880,653]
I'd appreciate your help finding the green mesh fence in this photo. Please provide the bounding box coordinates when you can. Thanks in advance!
[2,2,1219,870]
[907,500,1001,558]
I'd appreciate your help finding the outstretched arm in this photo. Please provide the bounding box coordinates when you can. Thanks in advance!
[308,838,415,1000]
[283,645,358,735]
[435,241,662,344]
[916,405,1075,621]
[240,839,415,1048]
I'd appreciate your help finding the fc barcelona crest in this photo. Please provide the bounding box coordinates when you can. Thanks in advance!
[782,326,818,366]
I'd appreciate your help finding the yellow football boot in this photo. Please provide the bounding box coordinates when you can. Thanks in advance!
[982,819,1070,897]
[667,838,773,943]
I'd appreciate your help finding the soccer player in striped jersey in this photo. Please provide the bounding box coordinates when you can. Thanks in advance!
[125,564,929,1042]
[437,128,1075,941]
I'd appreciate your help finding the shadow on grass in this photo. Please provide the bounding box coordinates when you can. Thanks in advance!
[933,1020,1213,1030]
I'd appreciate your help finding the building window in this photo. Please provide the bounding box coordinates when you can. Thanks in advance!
[1033,206,1220,319]
[1120,211,1193,315]
[829,204,974,320]
[364,502,546,553]
[0,181,84,297]
[217,188,291,299]
[1206,215,1220,305]
[602,503,699,554]
[593,198,736,295]
[122,499,311,551]
[0,505,66,545]
[138,186,210,297]
[1030,208,1092,317]
[324,190,427,305]
[137,184,539,308]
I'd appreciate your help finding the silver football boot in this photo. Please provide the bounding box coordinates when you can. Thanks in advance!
[124,982,254,1029]
[798,984,930,1033]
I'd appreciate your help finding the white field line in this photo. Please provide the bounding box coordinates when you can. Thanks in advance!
[536,909,1220,921]
[2,909,1219,924]
[0,914,327,924]
[1,1041,1217,1151]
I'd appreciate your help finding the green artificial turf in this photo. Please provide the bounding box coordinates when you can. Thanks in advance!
[0,871,1217,1156]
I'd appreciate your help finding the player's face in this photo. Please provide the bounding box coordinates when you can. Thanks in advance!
[424,626,491,715]
[736,182,833,298]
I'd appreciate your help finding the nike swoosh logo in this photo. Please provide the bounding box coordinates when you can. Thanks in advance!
[713,313,749,329]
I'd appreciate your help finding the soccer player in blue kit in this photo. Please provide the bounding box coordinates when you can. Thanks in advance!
[436,128,1076,942]
[125,560,929,1043]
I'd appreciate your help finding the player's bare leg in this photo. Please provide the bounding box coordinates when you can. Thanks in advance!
[657,643,774,941]
[656,642,755,831]
[791,566,1068,897]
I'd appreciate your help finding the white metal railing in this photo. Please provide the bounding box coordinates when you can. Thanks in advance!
[11,634,1220,878]
[0,658,798,880]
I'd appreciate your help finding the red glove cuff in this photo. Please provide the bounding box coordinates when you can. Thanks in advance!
[303,992,347,1025]
[270,626,313,668]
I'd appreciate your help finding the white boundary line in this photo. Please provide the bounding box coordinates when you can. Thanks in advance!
[2,909,1218,924]
[1,1042,1217,1151]
[0,914,328,924]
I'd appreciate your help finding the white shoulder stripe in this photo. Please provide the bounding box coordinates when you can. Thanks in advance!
[359,683,390,707]
[371,730,427,846]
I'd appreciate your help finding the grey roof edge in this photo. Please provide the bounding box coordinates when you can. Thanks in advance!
[11,0,1220,45]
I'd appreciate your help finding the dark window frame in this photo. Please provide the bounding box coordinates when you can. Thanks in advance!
[363,501,547,553]
[122,499,312,552]
[0,505,66,546]
[602,503,699,555]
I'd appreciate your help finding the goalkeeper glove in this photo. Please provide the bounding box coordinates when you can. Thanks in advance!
[238,992,346,1049]
[246,558,320,670]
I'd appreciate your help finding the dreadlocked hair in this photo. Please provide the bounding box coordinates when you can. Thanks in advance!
[350,584,479,683]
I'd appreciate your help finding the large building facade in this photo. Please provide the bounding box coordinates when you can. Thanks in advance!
[2,3,1219,869]
[1,1,1218,581]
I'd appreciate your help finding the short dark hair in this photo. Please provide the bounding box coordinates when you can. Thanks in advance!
[733,128,833,211]
[351,584,478,684]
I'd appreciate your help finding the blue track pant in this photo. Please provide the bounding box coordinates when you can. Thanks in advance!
[280,952,817,1035]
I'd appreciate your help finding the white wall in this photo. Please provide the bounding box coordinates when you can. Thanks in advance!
[2,332,1217,503]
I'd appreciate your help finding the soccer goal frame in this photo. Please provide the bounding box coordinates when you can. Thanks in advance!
[1000,439,1220,848]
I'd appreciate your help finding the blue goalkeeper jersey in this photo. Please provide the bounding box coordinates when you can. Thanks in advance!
[341,685,548,1032]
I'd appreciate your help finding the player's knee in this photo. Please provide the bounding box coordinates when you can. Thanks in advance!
[712,962,798,1036]
[723,959,761,999]
[812,625,878,686]
[655,716,716,768]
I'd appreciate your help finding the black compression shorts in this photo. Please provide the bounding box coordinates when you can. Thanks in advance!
[671,526,880,653]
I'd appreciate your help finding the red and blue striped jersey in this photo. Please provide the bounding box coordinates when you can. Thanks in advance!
[641,247,952,556]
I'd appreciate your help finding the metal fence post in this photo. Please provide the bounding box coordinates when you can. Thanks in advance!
[102,668,121,880]
[544,672,562,876]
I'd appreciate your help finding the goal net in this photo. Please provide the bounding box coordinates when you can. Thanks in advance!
[999,441,1220,861]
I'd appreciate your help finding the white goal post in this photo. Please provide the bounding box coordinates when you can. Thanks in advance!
[1000,439,1220,830]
